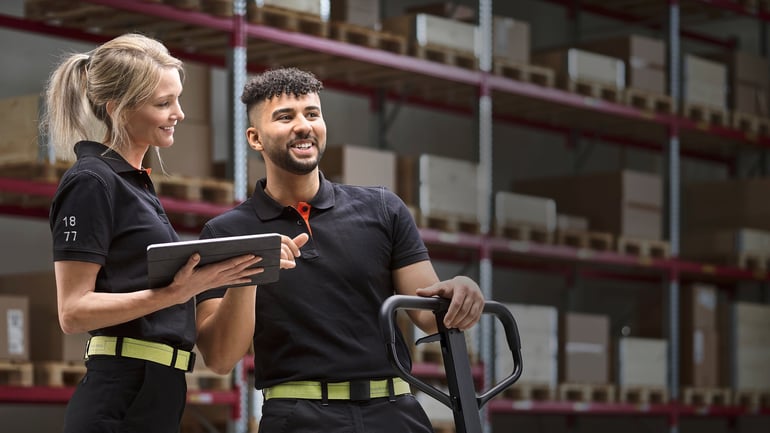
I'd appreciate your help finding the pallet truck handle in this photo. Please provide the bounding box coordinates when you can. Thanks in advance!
[379,295,523,411]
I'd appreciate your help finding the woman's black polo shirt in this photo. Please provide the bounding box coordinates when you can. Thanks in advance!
[196,173,430,389]
[50,141,194,350]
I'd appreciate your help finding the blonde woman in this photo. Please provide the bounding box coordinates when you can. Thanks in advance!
[45,33,289,432]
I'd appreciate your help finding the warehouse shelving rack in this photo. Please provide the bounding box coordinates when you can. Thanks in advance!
[0,1,769,433]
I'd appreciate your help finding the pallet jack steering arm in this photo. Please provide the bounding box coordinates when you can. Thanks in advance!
[380,295,523,433]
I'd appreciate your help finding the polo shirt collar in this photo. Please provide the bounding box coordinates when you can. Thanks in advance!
[251,171,335,221]
[74,140,144,174]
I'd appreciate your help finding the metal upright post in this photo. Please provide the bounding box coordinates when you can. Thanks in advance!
[666,2,681,433]
[228,4,249,433]
[229,0,248,203]
[478,2,493,433]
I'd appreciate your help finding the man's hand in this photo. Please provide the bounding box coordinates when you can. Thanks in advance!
[279,233,309,269]
[415,276,484,331]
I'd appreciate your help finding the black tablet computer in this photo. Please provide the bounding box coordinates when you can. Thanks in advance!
[146,233,282,289]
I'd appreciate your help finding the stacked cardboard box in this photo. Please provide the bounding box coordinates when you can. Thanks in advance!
[559,312,610,384]
[496,303,557,388]
[382,13,478,55]
[0,271,89,363]
[494,191,557,235]
[711,51,769,117]
[680,283,719,387]
[617,337,668,387]
[533,48,626,89]
[683,177,770,236]
[0,295,29,361]
[683,54,727,111]
[579,34,666,94]
[253,0,329,19]
[329,0,379,28]
[514,170,663,240]
[0,93,51,164]
[320,144,397,192]
[721,302,770,390]
[397,154,481,226]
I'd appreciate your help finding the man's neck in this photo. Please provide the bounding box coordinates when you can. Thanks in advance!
[263,169,320,207]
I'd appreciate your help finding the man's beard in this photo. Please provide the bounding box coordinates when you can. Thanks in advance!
[264,141,324,175]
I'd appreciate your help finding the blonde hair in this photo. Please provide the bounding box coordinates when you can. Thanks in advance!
[43,33,184,161]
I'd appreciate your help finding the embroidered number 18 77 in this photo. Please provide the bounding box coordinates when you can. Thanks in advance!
[62,216,77,242]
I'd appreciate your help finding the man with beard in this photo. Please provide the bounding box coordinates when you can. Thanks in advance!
[194,67,485,433]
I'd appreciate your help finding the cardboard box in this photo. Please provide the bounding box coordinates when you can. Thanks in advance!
[557,214,589,231]
[514,170,662,240]
[560,312,610,384]
[405,2,476,22]
[254,0,329,19]
[329,0,379,28]
[617,337,668,387]
[722,302,770,389]
[681,228,770,263]
[144,121,213,178]
[681,283,718,330]
[579,34,666,93]
[493,16,530,64]
[181,61,211,124]
[397,154,481,222]
[496,303,557,387]
[0,271,89,363]
[680,327,719,387]
[382,13,478,55]
[0,93,47,164]
[683,54,727,109]
[684,178,770,232]
[533,48,625,89]
[320,144,396,192]
[494,191,556,232]
[0,295,29,361]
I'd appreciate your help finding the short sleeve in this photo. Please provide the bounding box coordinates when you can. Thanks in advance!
[50,171,114,265]
[384,189,430,269]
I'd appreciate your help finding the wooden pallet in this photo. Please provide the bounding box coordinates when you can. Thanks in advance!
[501,382,555,401]
[619,386,669,404]
[0,160,70,182]
[558,383,615,403]
[412,44,478,70]
[555,229,613,251]
[36,361,86,387]
[623,88,674,114]
[683,103,729,127]
[682,387,732,406]
[734,389,770,409]
[565,79,622,103]
[330,23,407,55]
[416,212,481,235]
[152,175,235,205]
[199,0,233,17]
[732,111,770,137]
[494,223,553,244]
[493,59,555,88]
[0,360,34,386]
[247,4,328,37]
[186,367,232,391]
[616,236,671,259]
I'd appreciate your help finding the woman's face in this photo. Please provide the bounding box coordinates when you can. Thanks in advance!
[124,67,184,150]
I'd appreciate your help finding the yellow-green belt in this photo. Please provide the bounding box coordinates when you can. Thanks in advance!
[86,336,195,372]
[263,377,411,401]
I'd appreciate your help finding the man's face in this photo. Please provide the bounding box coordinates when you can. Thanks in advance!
[248,92,326,175]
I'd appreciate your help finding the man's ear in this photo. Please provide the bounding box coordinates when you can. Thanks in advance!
[246,127,262,151]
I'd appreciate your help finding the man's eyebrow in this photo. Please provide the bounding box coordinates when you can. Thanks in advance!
[271,107,295,117]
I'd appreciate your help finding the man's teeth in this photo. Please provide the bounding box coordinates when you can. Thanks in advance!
[294,143,311,149]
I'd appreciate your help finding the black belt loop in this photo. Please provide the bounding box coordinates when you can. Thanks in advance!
[320,381,329,406]
[387,378,396,403]
[115,336,124,357]
[170,347,179,369]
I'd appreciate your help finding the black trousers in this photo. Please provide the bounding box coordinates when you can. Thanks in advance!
[63,357,187,433]
[258,394,435,433]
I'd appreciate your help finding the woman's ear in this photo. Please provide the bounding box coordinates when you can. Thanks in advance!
[105,100,115,117]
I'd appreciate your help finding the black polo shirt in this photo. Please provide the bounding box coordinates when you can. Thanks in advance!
[197,173,430,388]
[50,141,194,350]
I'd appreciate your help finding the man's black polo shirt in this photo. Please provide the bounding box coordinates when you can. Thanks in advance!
[50,141,194,349]
[197,173,430,388]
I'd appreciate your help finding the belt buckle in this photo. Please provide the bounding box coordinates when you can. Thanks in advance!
[186,351,196,373]
[349,380,370,401]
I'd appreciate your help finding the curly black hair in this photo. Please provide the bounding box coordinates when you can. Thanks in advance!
[241,67,323,114]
